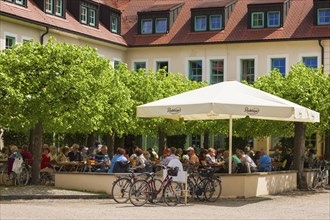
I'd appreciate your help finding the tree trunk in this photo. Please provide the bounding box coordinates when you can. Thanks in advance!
[87,133,95,149]
[105,133,115,158]
[292,122,307,189]
[31,122,43,185]
[324,131,330,161]
[158,129,166,156]
[29,128,34,151]
[203,132,209,149]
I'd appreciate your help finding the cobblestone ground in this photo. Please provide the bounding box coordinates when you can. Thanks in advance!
[0,186,329,220]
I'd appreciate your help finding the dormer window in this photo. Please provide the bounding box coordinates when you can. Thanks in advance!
[100,4,121,34]
[155,18,167,33]
[191,0,236,32]
[141,19,153,34]
[314,0,330,25]
[4,0,27,7]
[195,16,207,31]
[44,0,65,17]
[80,1,98,27]
[138,3,184,34]
[248,0,290,29]
[111,14,118,33]
[210,15,222,30]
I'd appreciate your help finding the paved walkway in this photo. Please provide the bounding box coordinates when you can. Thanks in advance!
[0,185,110,200]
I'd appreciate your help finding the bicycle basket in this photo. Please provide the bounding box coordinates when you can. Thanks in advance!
[167,167,179,177]
[199,168,214,178]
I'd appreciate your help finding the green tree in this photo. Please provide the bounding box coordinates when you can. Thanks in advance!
[0,38,115,183]
[253,63,330,188]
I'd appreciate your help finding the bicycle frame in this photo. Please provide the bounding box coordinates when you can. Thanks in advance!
[147,173,172,196]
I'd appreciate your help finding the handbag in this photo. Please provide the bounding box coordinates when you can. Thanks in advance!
[12,157,23,174]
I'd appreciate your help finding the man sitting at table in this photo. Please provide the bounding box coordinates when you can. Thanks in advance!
[236,149,257,173]
[94,145,110,172]
[161,147,179,166]
[258,149,272,172]
[68,144,83,162]
[108,148,128,173]
[206,148,224,166]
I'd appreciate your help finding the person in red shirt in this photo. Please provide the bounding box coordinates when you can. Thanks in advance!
[40,148,52,170]
[21,145,33,166]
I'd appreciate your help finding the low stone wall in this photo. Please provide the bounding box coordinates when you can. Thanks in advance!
[55,170,297,198]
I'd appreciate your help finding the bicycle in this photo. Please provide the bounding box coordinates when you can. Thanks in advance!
[187,166,222,202]
[111,167,161,203]
[129,165,181,206]
[1,161,30,186]
[312,160,329,189]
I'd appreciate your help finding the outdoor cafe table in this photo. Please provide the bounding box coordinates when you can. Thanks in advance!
[56,161,87,172]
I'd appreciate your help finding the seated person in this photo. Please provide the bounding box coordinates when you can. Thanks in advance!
[0,147,9,160]
[281,148,293,171]
[132,148,148,173]
[236,149,257,173]
[161,147,179,166]
[57,146,70,162]
[94,145,110,172]
[257,149,272,172]
[272,147,281,162]
[68,144,83,162]
[206,148,224,166]
[40,148,54,174]
[108,148,128,173]
[20,145,33,166]
[7,145,22,175]
[198,148,208,167]
[222,151,240,173]
[48,146,57,164]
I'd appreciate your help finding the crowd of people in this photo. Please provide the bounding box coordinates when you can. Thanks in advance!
[0,142,321,176]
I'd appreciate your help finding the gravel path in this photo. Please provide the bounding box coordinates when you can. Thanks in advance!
[1,189,329,220]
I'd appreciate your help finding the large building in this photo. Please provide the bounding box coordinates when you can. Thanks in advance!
[1,0,329,151]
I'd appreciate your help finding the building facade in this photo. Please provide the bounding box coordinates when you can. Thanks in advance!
[1,0,329,151]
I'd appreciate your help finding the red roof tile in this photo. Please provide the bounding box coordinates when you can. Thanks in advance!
[139,2,184,13]
[192,0,237,9]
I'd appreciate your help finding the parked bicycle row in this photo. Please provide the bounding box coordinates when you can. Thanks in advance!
[112,163,222,207]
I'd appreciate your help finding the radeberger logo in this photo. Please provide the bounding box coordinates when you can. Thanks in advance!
[167,107,181,114]
[244,107,259,115]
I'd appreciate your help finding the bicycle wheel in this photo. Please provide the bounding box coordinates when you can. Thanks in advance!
[163,181,180,206]
[195,179,207,202]
[186,178,195,203]
[151,178,163,203]
[17,166,29,186]
[129,180,151,206]
[1,166,14,186]
[112,178,132,203]
[205,178,222,202]
[312,172,320,189]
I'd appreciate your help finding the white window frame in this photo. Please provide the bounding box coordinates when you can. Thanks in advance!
[267,54,289,76]
[55,0,63,16]
[298,53,321,69]
[45,0,53,14]
[15,0,24,5]
[185,57,205,81]
[317,8,330,25]
[206,56,227,83]
[4,32,17,49]
[155,18,167,34]
[89,8,96,26]
[267,11,281,27]
[141,19,153,34]
[80,6,88,24]
[132,59,148,71]
[112,57,122,68]
[153,58,171,72]
[236,55,258,83]
[111,15,118,33]
[251,12,264,28]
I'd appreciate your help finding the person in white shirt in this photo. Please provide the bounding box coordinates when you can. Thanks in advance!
[161,147,179,166]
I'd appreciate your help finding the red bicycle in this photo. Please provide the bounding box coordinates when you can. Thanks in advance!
[129,165,181,206]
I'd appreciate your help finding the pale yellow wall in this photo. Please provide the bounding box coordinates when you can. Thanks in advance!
[0,18,127,65]
[126,40,328,82]
[323,39,330,74]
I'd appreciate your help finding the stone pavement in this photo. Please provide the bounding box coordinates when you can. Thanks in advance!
[0,185,111,200]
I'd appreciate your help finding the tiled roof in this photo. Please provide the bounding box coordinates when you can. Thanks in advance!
[192,0,237,9]
[0,0,127,46]
[248,0,287,5]
[139,2,184,13]
[0,0,329,47]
